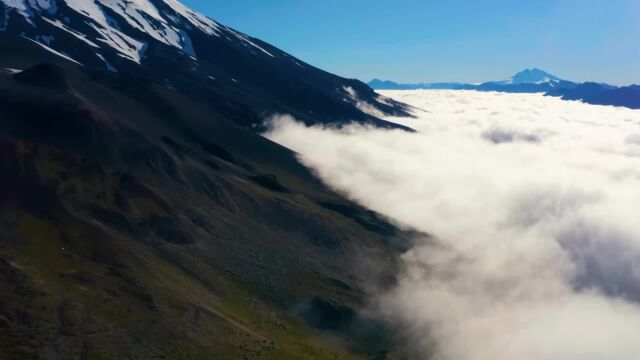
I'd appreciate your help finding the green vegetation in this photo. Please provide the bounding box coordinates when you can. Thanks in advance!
[0,54,409,358]
[0,138,406,359]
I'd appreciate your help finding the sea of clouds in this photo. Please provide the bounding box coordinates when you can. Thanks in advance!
[264,90,640,360]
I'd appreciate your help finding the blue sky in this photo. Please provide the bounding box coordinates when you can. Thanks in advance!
[182,0,640,85]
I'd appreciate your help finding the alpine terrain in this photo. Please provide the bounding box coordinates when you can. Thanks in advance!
[0,0,415,358]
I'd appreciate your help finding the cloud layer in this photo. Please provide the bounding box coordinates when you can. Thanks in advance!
[264,90,640,360]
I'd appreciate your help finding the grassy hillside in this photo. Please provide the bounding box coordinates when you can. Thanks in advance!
[0,38,411,359]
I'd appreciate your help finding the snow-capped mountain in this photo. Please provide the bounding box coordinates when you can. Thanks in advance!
[0,0,411,127]
[369,68,638,109]
[1,0,272,66]
[369,68,573,91]
[370,68,579,94]
[476,68,577,92]
[505,68,562,85]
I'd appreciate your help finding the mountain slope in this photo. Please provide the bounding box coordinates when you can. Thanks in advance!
[0,0,412,128]
[0,1,415,359]
[509,68,561,84]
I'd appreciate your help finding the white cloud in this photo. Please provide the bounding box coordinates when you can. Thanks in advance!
[264,90,640,360]
[343,85,388,118]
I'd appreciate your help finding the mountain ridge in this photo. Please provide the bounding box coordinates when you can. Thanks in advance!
[369,69,640,110]
[509,68,562,84]
[369,68,573,92]
[1,0,413,129]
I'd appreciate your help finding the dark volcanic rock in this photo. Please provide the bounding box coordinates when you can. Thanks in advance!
[14,63,68,89]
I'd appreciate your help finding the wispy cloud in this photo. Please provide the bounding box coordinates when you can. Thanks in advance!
[265,90,640,360]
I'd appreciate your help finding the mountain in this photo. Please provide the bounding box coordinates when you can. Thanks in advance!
[586,85,640,109]
[368,78,467,90]
[0,1,415,358]
[547,83,640,109]
[509,68,561,84]
[370,69,640,110]
[0,0,411,128]
[369,79,466,91]
[546,82,616,100]
[475,68,578,92]
[369,68,578,93]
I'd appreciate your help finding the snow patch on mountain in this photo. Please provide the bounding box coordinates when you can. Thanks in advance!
[30,0,57,13]
[42,17,99,47]
[510,68,562,85]
[227,27,274,57]
[0,0,277,65]
[23,34,82,65]
[34,34,53,44]
[2,0,29,27]
[93,0,193,54]
[3,67,22,74]
[343,85,387,118]
[96,52,117,72]
[90,22,147,63]
[63,0,189,59]
[163,0,221,36]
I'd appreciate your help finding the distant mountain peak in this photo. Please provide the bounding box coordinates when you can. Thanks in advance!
[369,68,576,93]
[510,68,562,84]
